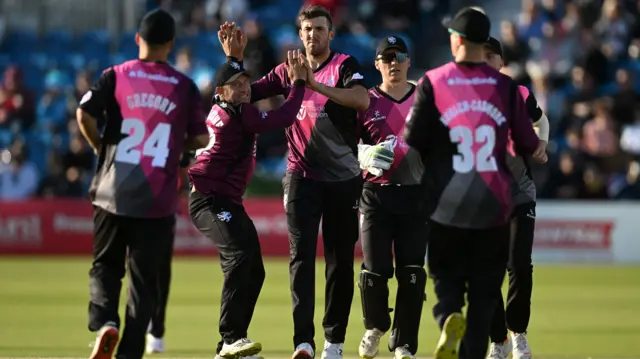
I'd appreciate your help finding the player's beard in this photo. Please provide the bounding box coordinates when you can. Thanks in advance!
[307,40,329,57]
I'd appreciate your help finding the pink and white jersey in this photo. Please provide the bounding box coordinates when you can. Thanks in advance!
[359,85,423,185]
[250,52,366,181]
[80,59,207,218]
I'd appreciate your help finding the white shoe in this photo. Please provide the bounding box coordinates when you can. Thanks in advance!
[511,332,531,359]
[219,338,262,358]
[215,356,264,359]
[145,333,165,354]
[321,341,343,359]
[486,339,512,359]
[394,346,414,359]
[292,342,315,359]
[358,329,385,359]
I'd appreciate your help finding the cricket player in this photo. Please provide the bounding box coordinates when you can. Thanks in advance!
[219,6,369,359]
[402,7,546,359]
[188,47,308,359]
[354,36,427,359]
[77,9,209,359]
[145,154,191,354]
[484,36,549,359]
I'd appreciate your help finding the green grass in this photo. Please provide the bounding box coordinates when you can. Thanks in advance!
[0,257,639,358]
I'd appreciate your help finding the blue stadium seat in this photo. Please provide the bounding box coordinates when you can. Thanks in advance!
[3,29,39,53]
[255,5,288,30]
[192,32,223,65]
[118,31,138,55]
[80,30,112,67]
[41,30,74,60]
[0,129,13,148]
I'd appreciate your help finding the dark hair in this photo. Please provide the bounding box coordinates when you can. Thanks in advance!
[298,5,333,30]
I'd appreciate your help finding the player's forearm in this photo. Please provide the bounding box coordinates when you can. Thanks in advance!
[534,113,550,142]
[310,83,369,111]
[76,108,101,152]
[247,80,306,133]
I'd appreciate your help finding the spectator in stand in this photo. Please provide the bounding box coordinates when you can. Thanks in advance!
[609,160,640,199]
[500,20,530,80]
[70,71,92,107]
[611,69,639,126]
[581,99,620,161]
[0,140,39,200]
[529,21,577,77]
[542,151,585,199]
[0,66,35,131]
[374,0,419,33]
[577,30,609,87]
[242,16,277,80]
[579,165,609,199]
[175,46,196,77]
[183,2,212,35]
[62,135,94,176]
[36,70,71,133]
[594,0,635,61]
[192,68,215,110]
[205,0,248,26]
[517,0,548,40]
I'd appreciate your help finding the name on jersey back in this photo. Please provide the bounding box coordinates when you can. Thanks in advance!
[440,100,506,127]
[126,93,177,116]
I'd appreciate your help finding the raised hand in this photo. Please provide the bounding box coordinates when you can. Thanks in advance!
[286,49,307,82]
[218,22,246,60]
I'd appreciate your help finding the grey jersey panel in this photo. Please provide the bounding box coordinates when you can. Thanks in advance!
[507,154,536,205]
[302,116,361,182]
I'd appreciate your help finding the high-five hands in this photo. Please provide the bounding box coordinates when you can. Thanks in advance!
[286,49,307,82]
[218,22,247,60]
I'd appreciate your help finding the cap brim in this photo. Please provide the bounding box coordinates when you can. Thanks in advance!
[220,71,250,86]
[377,45,406,55]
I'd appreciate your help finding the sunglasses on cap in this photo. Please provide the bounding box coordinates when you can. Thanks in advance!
[375,52,408,64]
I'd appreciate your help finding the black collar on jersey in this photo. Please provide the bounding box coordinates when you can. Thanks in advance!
[213,97,239,117]
[454,61,486,67]
[374,83,415,104]
[138,58,168,64]
[311,51,335,73]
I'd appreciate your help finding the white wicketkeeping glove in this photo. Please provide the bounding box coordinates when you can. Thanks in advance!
[357,140,395,177]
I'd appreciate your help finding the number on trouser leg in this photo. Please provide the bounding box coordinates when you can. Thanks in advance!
[115,118,172,168]
[449,124,498,173]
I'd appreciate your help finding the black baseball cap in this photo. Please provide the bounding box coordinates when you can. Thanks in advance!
[443,7,491,44]
[214,61,249,87]
[139,9,176,46]
[376,36,409,56]
[485,37,503,57]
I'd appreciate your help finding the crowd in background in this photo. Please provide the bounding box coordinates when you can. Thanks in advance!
[0,0,639,201]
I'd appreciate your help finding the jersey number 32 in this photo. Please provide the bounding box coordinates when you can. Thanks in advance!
[450,125,497,173]
[115,118,171,168]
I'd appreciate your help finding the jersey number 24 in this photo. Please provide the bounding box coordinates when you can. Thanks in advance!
[115,118,171,168]
[450,124,497,173]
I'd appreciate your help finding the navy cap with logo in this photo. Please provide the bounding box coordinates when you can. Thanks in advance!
[214,61,250,87]
[443,7,491,44]
[139,9,176,46]
[485,36,503,58]
[376,36,409,56]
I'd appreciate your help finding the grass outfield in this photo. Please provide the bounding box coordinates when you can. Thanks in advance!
[0,258,639,359]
